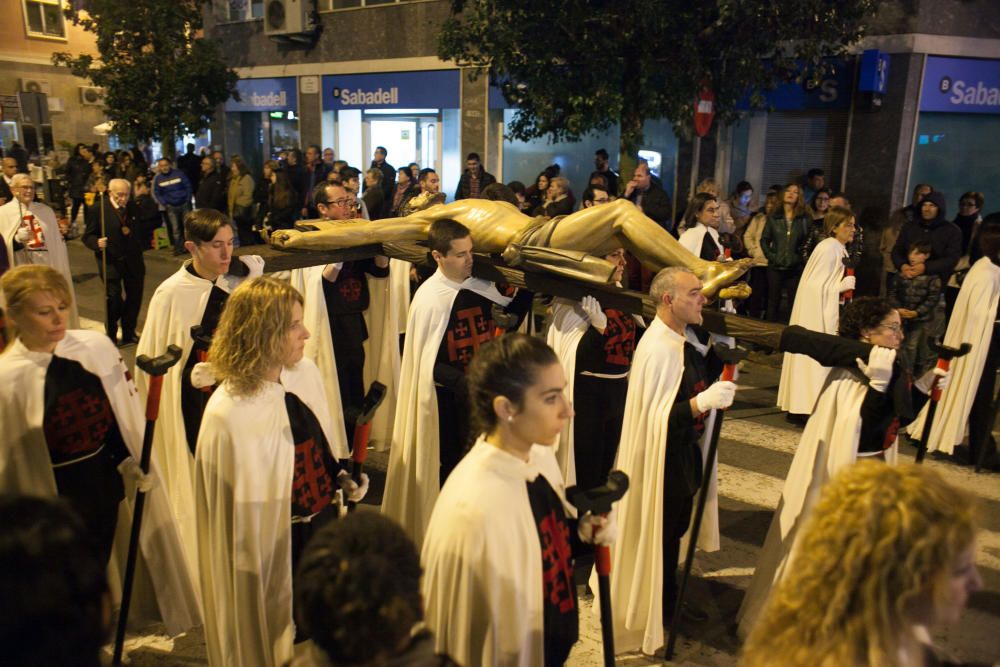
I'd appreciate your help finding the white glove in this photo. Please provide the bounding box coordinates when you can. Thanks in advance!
[337,471,369,503]
[695,380,737,413]
[191,361,217,389]
[239,255,266,278]
[578,510,617,546]
[839,275,856,292]
[915,365,951,395]
[856,346,896,393]
[118,457,157,493]
[15,225,32,243]
[580,295,607,331]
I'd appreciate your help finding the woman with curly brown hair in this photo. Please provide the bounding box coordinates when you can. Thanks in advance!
[194,276,367,667]
[741,461,982,667]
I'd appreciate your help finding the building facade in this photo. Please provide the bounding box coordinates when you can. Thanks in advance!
[205,0,1000,294]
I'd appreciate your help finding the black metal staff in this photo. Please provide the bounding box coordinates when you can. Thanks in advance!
[666,342,747,661]
[566,471,630,667]
[112,345,182,666]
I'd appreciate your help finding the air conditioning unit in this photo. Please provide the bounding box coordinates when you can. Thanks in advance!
[20,78,53,96]
[264,0,313,37]
[80,86,105,106]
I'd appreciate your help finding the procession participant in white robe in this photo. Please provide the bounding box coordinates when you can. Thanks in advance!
[546,248,641,489]
[777,207,857,420]
[136,209,263,582]
[382,219,532,549]
[908,223,1000,466]
[0,265,199,634]
[194,277,368,667]
[0,173,78,327]
[738,297,948,639]
[598,267,736,656]
[422,333,614,667]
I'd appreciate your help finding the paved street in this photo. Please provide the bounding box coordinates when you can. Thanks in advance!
[65,239,999,666]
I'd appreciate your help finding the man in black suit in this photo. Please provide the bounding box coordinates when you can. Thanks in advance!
[83,178,145,345]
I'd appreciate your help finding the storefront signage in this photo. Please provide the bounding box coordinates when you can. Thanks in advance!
[225,77,298,112]
[736,59,852,111]
[322,70,459,110]
[921,56,1000,114]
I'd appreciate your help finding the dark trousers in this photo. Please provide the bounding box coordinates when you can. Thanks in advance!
[164,203,191,252]
[436,386,470,486]
[53,448,125,567]
[291,506,338,642]
[70,197,86,226]
[102,258,144,341]
[330,331,365,448]
[765,267,800,322]
[661,491,695,622]
[742,266,769,318]
[970,323,1000,469]
[573,374,628,490]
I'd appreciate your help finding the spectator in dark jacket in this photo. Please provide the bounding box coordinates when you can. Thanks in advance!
[362,168,388,220]
[370,146,396,202]
[624,160,672,232]
[888,239,942,374]
[891,191,962,280]
[267,168,298,231]
[535,176,574,217]
[130,176,161,249]
[297,144,330,219]
[195,155,227,212]
[454,152,497,200]
[760,183,811,321]
[66,143,94,227]
[177,143,202,194]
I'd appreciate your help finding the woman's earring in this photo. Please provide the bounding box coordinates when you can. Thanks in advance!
[506,415,514,423]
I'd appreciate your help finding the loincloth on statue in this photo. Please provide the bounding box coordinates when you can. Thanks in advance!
[502,215,615,284]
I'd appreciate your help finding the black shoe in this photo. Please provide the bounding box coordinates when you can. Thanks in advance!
[119,334,140,347]
[785,413,808,426]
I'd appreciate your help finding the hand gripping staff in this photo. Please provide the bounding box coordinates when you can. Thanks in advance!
[112,345,182,666]
[566,471,630,667]
[666,342,747,661]
[915,341,972,463]
[347,381,387,512]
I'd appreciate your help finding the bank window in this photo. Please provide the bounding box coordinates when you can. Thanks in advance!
[226,0,264,21]
[23,0,66,39]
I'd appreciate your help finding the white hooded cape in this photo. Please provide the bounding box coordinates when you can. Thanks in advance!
[362,258,409,451]
[678,223,722,259]
[288,266,350,460]
[0,330,200,634]
[906,257,1000,453]
[381,270,510,549]
[737,367,897,638]
[135,259,261,585]
[545,297,590,486]
[195,358,338,667]
[0,198,79,327]
[594,317,720,655]
[777,237,846,414]
[422,437,573,667]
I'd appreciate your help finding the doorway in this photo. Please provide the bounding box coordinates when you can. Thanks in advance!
[363,113,441,175]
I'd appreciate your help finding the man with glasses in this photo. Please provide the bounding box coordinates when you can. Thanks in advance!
[0,156,19,206]
[0,173,78,327]
[83,178,145,345]
[312,182,390,443]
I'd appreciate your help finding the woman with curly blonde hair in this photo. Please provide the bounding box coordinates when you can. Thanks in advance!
[194,276,367,667]
[741,461,982,667]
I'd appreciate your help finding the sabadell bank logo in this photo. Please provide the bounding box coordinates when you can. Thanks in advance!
[249,91,288,107]
[332,86,400,105]
[939,76,1000,107]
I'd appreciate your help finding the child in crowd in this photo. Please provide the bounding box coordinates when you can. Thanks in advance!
[888,240,942,373]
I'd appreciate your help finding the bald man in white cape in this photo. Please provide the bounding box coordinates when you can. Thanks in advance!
[594,267,735,655]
